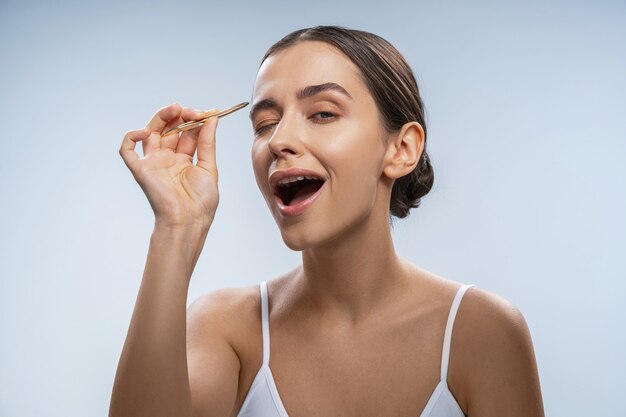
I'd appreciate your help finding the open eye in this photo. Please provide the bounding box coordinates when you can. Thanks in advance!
[312,111,336,121]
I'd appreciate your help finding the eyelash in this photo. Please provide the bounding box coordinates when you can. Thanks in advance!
[254,111,337,136]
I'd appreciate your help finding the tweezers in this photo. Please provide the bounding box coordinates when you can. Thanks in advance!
[161,101,249,136]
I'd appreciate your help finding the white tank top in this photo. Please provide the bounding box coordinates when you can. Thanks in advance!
[237,281,475,417]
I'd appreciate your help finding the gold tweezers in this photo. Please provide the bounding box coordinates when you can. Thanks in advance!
[161,101,249,136]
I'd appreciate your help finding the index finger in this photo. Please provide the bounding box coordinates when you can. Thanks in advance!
[147,102,183,132]
[143,102,183,155]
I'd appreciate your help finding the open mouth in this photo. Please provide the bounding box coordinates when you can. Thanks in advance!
[276,177,325,206]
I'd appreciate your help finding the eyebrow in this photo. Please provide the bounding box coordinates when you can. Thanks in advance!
[248,82,352,120]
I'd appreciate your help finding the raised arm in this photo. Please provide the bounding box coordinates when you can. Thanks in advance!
[110,103,239,417]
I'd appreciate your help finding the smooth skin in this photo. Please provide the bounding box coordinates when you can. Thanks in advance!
[111,41,545,417]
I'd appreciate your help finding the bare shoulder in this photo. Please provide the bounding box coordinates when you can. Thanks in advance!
[185,284,262,417]
[457,286,531,342]
[187,284,260,319]
[451,286,545,416]
[187,283,261,347]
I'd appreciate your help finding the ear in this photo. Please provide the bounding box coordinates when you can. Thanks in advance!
[382,121,425,181]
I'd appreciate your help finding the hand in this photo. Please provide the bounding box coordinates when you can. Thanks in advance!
[119,103,220,229]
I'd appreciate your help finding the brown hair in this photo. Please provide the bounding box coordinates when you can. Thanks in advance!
[260,25,434,221]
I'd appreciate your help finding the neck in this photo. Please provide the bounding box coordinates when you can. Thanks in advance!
[295,206,410,325]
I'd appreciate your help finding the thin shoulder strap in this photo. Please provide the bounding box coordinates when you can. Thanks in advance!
[260,280,270,367]
[440,284,475,383]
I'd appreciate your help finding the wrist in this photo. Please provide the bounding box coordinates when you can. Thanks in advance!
[154,215,212,233]
[149,223,209,278]
[152,218,209,249]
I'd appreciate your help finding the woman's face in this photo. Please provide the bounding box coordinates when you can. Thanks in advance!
[250,40,394,250]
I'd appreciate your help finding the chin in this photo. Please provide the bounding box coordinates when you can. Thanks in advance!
[272,197,375,252]
[278,220,349,253]
[279,228,319,252]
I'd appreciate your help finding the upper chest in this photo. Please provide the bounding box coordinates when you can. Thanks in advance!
[233,292,459,417]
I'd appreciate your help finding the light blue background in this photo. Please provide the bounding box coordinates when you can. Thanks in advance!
[1,1,624,416]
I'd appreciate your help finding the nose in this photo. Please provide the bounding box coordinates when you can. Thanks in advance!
[266,114,302,160]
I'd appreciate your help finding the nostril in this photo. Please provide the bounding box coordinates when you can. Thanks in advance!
[270,149,298,159]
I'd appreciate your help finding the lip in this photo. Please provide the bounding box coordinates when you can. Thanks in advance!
[275,181,326,217]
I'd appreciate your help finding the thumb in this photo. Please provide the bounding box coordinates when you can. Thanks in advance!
[196,116,219,176]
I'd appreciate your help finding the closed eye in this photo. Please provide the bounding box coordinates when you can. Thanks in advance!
[254,120,278,136]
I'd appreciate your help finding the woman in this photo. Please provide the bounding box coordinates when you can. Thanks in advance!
[111,26,545,417]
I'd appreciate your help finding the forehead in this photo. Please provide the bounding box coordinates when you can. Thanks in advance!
[252,41,364,100]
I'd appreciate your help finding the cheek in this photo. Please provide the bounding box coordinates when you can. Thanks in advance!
[323,123,383,184]
[251,142,270,191]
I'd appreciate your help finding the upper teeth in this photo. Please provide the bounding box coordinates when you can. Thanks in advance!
[278,175,319,187]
